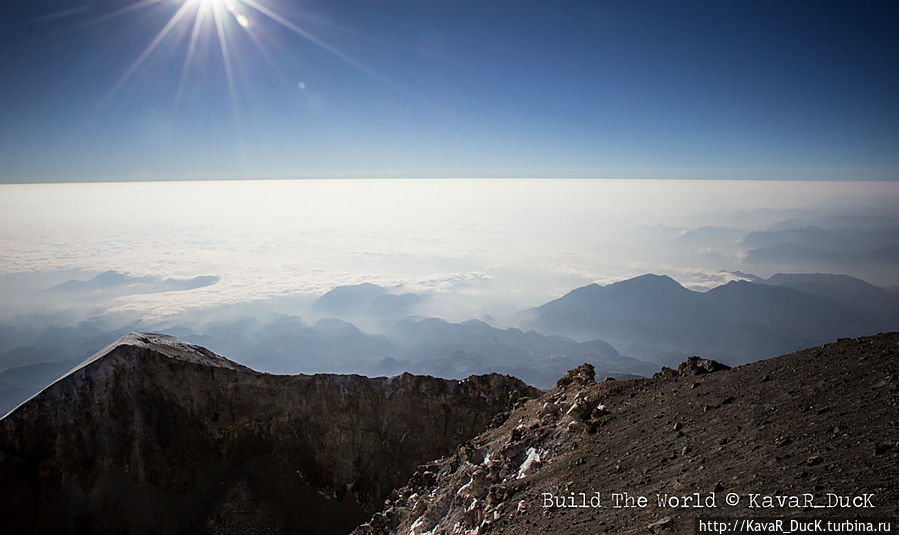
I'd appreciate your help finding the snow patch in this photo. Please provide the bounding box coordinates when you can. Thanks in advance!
[458,476,473,495]
[517,447,542,479]
[410,515,425,534]
[410,515,435,535]
[3,332,247,420]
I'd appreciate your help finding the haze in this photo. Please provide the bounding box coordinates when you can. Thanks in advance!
[1,178,897,322]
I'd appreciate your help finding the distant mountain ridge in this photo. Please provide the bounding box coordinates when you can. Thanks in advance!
[46,270,219,297]
[313,283,424,320]
[381,317,656,384]
[2,272,895,414]
[759,272,899,315]
[0,312,652,414]
[525,272,899,365]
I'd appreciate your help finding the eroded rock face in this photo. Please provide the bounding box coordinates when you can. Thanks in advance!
[0,333,539,535]
[353,362,616,535]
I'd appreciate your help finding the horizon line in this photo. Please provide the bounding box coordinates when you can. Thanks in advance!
[2,176,899,185]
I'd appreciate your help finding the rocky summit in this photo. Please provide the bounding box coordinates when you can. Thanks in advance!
[354,333,898,535]
[0,333,539,535]
[1,332,896,535]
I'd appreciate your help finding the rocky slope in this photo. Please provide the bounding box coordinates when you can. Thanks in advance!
[0,333,539,535]
[354,333,899,535]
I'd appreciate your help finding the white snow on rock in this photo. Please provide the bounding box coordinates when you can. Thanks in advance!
[516,447,542,479]
[466,498,478,512]
[410,515,436,535]
[458,476,473,495]
[85,332,246,371]
[1,332,249,420]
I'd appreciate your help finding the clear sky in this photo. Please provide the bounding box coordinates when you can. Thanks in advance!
[1,0,897,182]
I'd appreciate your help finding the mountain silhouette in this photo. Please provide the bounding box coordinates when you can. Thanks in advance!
[526,273,897,365]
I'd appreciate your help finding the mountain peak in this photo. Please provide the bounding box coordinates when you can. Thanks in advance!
[54,332,251,393]
[604,273,689,294]
[0,334,538,535]
[1,332,251,421]
[619,273,681,285]
[79,332,250,372]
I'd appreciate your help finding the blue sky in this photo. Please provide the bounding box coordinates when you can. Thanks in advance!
[1,0,897,182]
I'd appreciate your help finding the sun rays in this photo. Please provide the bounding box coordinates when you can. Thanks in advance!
[98,0,389,110]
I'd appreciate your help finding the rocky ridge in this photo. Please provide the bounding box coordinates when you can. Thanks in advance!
[0,333,539,535]
[353,333,899,535]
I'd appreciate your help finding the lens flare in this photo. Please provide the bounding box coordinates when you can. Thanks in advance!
[99,0,399,107]
[90,0,423,137]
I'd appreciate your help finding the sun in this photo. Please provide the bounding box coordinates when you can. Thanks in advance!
[103,0,260,105]
[189,0,250,27]
[189,0,249,26]
[98,0,399,116]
